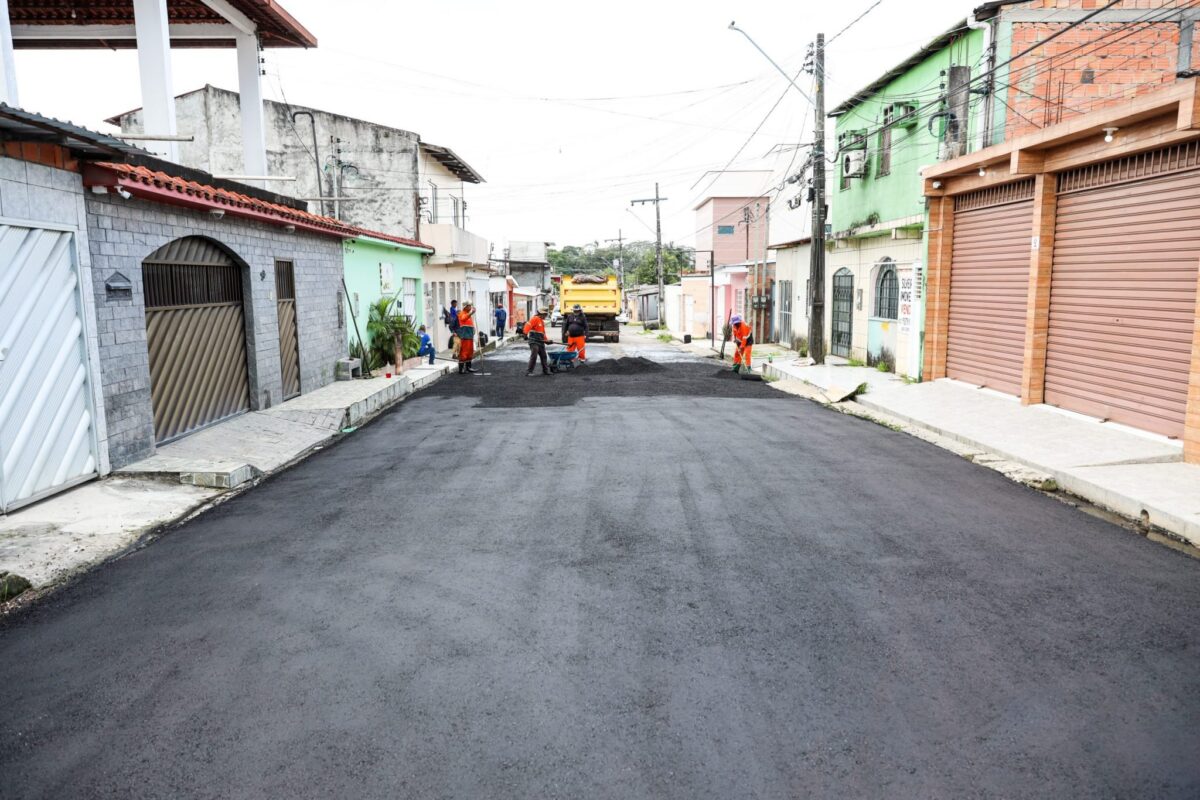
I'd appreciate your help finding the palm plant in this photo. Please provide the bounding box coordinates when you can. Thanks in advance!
[366,297,421,369]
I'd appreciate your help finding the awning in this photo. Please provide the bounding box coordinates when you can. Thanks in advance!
[512,286,542,297]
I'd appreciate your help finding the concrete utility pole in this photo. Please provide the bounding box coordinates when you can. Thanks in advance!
[631,184,667,323]
[808,33,827,364]
[605,230,624,292]
[330,137,342,220]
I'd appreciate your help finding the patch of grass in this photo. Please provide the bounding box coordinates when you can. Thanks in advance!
[876,362,889,373]
[657,333,674,343]
[846,358,866,367]
[855,382,869,395]
[900,374,920,385]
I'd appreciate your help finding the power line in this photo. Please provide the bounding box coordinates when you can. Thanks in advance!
[828,0,886,46]
[821,3,1191,196]
[839,0,1127,149]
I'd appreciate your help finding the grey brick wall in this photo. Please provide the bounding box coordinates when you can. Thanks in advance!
[85,192,347,468]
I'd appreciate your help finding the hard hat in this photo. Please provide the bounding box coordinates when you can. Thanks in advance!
[537,306,549,315]
[730,314,743,324]
[572,304,582,311]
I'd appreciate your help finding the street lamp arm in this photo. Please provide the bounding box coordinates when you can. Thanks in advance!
[728,22,814,106]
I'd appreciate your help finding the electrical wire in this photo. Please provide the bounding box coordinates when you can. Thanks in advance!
[828,0,887,46]
[836,0,1127,149]
[827,0,1190,182]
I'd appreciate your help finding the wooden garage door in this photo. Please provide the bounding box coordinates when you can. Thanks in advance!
[1046,157,1200,438]
[945,180,1035,395]
[143,237,250,443]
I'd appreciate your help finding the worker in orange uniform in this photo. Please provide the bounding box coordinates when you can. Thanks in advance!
[563,303,588,363]
[730,313,754,373]
[457,302,478,374]
[523,307,551,376]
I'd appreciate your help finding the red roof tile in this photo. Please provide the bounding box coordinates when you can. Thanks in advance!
[83,162,433,252]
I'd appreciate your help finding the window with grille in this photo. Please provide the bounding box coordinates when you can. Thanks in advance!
[402,277,418,323]
[874,262,898,319]
[877,106,893,178]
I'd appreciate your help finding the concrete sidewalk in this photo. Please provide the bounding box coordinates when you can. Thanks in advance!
[120,363,451,488]
[0,348,485,596]
[765,359,1200,548]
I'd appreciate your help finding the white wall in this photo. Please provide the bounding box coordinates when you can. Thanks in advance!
[417,148,468,229]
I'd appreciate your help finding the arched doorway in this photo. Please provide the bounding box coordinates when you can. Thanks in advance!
[832,268,854,358]
[143,237,250,443]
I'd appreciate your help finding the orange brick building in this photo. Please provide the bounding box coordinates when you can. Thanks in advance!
[999,1,1200,140]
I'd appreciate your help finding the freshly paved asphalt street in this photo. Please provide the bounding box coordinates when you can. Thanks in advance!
[2,341,1200,799]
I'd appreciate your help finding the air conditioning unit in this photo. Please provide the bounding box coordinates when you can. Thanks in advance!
[843,149,867,179]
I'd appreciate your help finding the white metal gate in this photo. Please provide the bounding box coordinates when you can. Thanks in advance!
[0,223,100,512]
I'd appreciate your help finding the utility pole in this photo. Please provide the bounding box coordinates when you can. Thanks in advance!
[330,137,343,220]
[605,230,624,292]
[808,33,827,364]
[631,183,667,323]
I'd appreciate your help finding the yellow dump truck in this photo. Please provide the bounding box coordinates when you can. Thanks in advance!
[559,275,621,343]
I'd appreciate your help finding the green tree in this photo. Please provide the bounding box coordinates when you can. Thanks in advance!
[631,244,692,286]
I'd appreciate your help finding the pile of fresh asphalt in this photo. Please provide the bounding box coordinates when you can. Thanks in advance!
[433,355,782,408]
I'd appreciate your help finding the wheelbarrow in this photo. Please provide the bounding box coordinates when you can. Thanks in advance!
[547,348,579,373]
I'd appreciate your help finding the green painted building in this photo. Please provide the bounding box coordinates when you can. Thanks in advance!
[825,19,987,378]
[343,234,433,349]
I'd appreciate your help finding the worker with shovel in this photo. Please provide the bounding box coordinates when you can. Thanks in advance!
[731,314,753,373]
[457,302,478,374]
[523,307,552,376]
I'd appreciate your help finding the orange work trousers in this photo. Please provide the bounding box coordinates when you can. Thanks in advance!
[567,335,587,362]
[734,342,752,367]
[459,337,475,362]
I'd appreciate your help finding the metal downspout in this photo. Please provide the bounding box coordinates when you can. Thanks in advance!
[967,13,996,152]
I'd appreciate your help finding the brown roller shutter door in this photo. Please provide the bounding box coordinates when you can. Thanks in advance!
[945,181,1035,395]
[1046,167,1200,438]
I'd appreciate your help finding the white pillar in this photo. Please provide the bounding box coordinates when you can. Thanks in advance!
[132,0,178,161]
[236,31,267,187]
[0,0,18,106]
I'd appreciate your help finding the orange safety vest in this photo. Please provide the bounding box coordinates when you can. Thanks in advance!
[524,317,545,336]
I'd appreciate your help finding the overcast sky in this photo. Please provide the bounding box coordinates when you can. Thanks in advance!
[14,0,972,250]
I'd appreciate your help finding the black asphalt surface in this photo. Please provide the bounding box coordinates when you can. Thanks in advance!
[3,349,1200,799]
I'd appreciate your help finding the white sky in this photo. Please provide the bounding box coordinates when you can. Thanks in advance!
[12,0,971,250]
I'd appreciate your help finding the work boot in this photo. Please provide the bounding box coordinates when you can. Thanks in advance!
[732,363,741,373]
[525,370,534,377]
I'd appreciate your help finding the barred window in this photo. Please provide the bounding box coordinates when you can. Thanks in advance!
[874,263,898,319]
